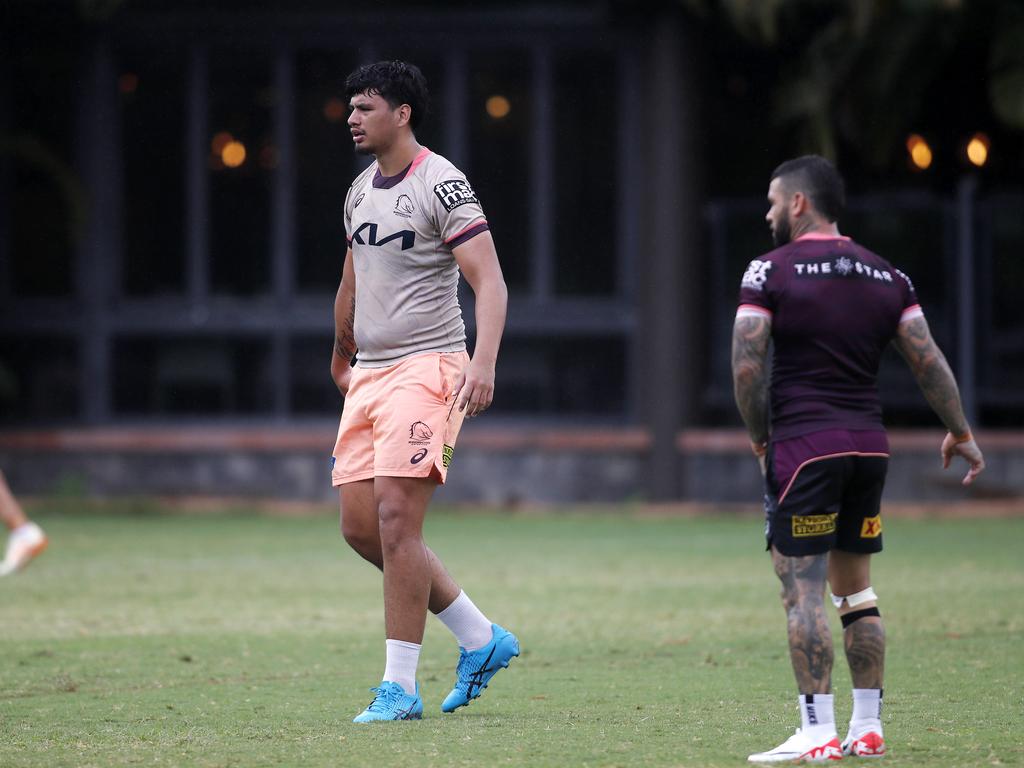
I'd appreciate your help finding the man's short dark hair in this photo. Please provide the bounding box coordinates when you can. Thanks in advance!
[770,155,846,222]
[344,60,429,130]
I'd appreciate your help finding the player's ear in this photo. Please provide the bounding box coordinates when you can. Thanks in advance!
[791,191,810,218]
[396,103,412,127]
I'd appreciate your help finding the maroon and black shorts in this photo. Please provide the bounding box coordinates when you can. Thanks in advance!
[763,429,889,557]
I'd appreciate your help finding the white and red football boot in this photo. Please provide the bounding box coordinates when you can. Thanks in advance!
[748,725,844,763]
[842,720,886,758]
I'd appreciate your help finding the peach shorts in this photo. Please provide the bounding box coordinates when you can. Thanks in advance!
[331,351,469,486]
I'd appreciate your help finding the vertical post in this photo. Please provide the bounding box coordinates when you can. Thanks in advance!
[956,175,977,426]
[443,51,468,170]
[530,45,554,301]
[186,47,209,307]
[270,48,295,419]
[618,43,642,422]
[0,57,11,304]
[639,11,699,500]
[78,36,117,424]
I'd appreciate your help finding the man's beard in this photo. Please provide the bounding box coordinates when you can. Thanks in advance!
[771,212,792,247]
[354,144,373,156]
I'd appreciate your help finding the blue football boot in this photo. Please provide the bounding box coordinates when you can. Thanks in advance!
[441,623,520,713]
[352,681,423,722]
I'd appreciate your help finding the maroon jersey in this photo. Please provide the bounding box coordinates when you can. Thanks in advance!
[736,233,922,441]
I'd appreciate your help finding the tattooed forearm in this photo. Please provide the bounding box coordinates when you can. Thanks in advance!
[844,617,885,689]
[773,550,833,694]
[893,317,969,435]
[334,295,356,362]
[732,315,772,445]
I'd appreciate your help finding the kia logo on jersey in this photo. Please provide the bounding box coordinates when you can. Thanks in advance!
[352,222,416,251]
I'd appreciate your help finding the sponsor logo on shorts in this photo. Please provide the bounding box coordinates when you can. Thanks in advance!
[330,456,336,470]
[792,513,836,537]
[393,194,415,218]
[433,179,478,212]
[409,421,433,445]
[410,448,428,465]
[441,444,454,468]
[860,515,882,538]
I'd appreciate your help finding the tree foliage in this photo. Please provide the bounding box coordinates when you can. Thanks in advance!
[684,0,1024,166]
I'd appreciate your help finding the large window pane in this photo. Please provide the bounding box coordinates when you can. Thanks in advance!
[113,336,273,416]
[0,336,78,424]
[9,28,77,297]
[468,52,531,293]
[295,50,358,292]
[554,51,617,296]
[290,334,340,415]
[118,49,186,296]
[208,53,273,295]
[492,336,626,416]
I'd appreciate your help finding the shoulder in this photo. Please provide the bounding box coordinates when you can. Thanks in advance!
[850,241,916,290]
[741,244,791,288]
[349,162,377,191]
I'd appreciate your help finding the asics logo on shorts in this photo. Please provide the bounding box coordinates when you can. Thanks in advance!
[410,448,428,464]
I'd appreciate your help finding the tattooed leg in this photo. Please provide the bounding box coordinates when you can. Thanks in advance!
[772,547,832,694]
[843,616,885,689]
[830,550,885,689]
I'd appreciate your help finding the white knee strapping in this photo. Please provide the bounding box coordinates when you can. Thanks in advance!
[830,586,878,609]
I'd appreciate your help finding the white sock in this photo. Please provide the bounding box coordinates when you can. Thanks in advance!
[799,693,835,730]
[382,639,420,695]
[11,522,42,541]
[435,591,493,651]
[851,688,883,723]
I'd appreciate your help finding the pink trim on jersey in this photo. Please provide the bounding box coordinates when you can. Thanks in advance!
[778,450,890,507]
[795,232,852,242]
[444,218,488,245]
[899,304,924,323]
[406,147,432,178]
[736,304,772,319]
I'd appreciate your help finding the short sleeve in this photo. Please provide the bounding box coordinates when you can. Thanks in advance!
[894,267,923,323]
[428,168,488,247]
[736,258,777,319]
[343,185,355,245]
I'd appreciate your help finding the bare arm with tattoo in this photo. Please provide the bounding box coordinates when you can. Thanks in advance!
[732,314,773,462]
[891,315,985,485]
[331,247,357,395]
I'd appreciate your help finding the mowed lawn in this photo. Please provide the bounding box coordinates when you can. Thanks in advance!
[2,503,1022,768]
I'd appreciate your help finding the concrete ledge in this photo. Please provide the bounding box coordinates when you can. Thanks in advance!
[1,426,1021,503]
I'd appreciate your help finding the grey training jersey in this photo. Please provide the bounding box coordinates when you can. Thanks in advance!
[344,148,489,368]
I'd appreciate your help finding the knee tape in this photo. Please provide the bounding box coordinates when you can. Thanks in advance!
[830,586,878,610]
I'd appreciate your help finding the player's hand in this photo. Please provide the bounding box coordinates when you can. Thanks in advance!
[453,358,495,418]
[331,356,353,396]
[941,432,985,486]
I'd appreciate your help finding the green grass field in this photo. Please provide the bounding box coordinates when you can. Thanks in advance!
[2,502,1022,767]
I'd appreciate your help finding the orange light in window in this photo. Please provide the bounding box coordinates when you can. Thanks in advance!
[906,134,932,170]
[966,133,989,167]
[221,140,247,168]
[485,95,511,119]
[323,97,346,123]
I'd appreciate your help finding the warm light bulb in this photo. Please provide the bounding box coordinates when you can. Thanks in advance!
[485,95,511,119]
[221,140,247,168]
[906,134,932,170]
[966,133,989,167]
